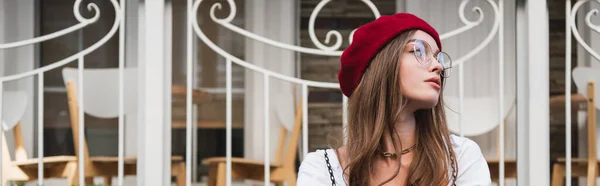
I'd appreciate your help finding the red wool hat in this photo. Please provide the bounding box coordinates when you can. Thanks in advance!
[338,13,442,97]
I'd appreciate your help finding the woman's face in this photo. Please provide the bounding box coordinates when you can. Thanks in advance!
[399,30,444,109]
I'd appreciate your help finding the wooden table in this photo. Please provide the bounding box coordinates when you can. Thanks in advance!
[172,86,245,182]
[46,86,238,129]
[550,93,588,112]
[171,85,243,129]
[171,120,243,129]
[171,85,213,105]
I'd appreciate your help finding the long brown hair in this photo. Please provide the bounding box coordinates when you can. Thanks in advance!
[343,29,458,186]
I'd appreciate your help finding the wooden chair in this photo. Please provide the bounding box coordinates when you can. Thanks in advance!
[61,68,186,186]
[485,120,518,182]
[1,91,83,185]
[202,91,302,186]
[551,67,600,186]
[445,94,518,182]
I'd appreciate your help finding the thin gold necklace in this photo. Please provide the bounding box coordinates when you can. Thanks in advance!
[381,144,416,158]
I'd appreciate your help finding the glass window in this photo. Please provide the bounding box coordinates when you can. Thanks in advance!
[170,0,246,180]
[299,0,397,151]
[40,0,121,157]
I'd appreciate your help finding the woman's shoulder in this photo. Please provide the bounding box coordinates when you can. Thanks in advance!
[299,148,333,166]
[449,134,483,155]
[297,148,346,185]
[449,134,487,164]
[449,134,492,185]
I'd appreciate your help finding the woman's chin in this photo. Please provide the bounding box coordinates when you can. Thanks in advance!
[407,96,439,109]
[421,100,439,109]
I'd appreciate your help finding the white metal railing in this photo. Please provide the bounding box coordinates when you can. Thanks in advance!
[565,1,600,186]
[190,1,345,185]
[0,0,510,185]
[0,0,123,185]
[191,0,506,185]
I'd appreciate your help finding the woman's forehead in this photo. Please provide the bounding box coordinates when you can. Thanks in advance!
[411,30,440,51]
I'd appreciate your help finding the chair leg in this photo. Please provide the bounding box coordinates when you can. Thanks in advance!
[85,177,94,185]
[66,163,78,186]
[104,176,112,185]
[66,165,93,186]
[552,163,565,186]
[176,162,186,186]
[216,163,226,186]
[287,172,297,186]
[588,162,597,186]
[207,164,217,186]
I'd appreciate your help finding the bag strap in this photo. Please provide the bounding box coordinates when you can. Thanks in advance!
[322,149,457,186]
[323,150,337,186]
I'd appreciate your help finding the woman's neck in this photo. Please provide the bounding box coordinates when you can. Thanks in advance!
[382,109,416,153]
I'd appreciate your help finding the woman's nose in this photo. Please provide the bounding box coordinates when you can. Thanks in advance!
[429,58,443,74]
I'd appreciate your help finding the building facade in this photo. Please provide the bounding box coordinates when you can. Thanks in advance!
[1,0,599,186]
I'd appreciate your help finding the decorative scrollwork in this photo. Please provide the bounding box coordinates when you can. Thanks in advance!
[308,0,380,51]
[0,0,102,49]
[308,0,344,52]
[73,0,101,24]
[571,0,600,61]
[193,0,501,85]
[445,0,500,67]
[209,0,236,23]
[440,0,485,39]
[0,0,121,82]
[586,9,600,33]
[192,0,339,87]
[195,0,380,56]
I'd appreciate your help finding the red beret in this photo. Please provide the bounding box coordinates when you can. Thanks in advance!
[338,13,442,97]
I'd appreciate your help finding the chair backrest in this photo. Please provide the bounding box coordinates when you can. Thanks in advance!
[271,87,303,168]
[62,67,139,162]
[445,94,516,136]
[1,90,29,162]
[573,67,600,110]
[572,66,599,165]
[2,91,28,131]
[64,80,92,165]
[61,67,139,118]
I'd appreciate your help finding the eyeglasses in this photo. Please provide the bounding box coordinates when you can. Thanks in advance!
[407,39,452,78]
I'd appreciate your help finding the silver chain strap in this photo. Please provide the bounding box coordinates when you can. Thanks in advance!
[323,150,337,186]
[323,149,457,186]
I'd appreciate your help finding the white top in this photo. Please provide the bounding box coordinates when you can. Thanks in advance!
[297,135,492,186]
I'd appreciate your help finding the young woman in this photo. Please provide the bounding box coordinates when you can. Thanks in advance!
[297,13,491,186]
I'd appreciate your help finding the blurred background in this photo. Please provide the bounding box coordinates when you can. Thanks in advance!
[1,0,599,186]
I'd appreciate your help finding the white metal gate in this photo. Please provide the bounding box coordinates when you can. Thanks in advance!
[564,1,600,186]
[0,0,564,186]
[190,0,509,185]
[0,0,124,185]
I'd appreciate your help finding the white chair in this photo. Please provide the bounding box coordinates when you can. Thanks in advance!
[61,67,186,186]
[572,67,600,110]
[201,87,302,186]
[444,90,518,182]
[2,90,84,185]
[551,66,600,186]
[445,95,515,136]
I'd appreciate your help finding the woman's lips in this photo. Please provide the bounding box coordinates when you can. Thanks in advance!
[427,81,441,89]
[425,77,441,89]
